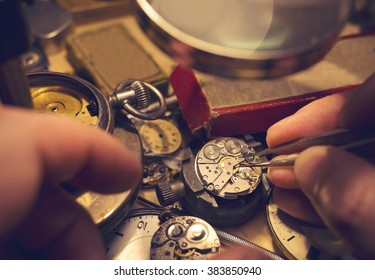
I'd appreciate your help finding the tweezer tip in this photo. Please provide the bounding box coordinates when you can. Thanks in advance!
[253,148,272,157]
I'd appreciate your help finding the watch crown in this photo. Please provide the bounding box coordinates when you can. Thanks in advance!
[130,81,150,109]
[156,180,186,206]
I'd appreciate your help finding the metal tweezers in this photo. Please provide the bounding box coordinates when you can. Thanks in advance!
[239,126,375,168]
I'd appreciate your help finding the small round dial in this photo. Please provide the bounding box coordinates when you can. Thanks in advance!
[139,119,182,154]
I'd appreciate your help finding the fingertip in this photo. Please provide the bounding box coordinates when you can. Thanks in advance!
[266,116,293,147]
[268,166,298,189]
[32,113,143,194]
[266,92,350,148]
[69,135,143,194]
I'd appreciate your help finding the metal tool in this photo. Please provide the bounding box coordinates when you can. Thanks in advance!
[23,0,73,54]
[241,126,375,168]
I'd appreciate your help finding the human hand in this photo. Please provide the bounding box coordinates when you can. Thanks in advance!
[266,73,375,259]
[0,107,142,259]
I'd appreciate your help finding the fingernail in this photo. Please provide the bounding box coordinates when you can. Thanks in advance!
[268,115,293,131]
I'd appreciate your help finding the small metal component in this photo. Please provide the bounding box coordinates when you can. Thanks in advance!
[112,80,167,120]
[86,100,99,117]
[155,180,186,206]
[22,45,49,73]
[158,210,175,224]
[23,51,40,69]
[112,80,149,110]
[186,223,208,241]
[225,139,242,154]
[203,144,221,160]
[150,216,220,260]
[23,1,73,54]
[142,160,170,186]
[195,137,262,199]
[130,81,150,109]
[167,223,185,239]
[215,138,226,147]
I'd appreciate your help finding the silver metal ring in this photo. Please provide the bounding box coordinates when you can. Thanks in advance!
[115,80,167,120]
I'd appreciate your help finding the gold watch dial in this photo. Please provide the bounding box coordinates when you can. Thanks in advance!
[31,85,99,126]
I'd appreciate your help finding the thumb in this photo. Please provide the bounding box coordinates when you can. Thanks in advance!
[294,146,375,259]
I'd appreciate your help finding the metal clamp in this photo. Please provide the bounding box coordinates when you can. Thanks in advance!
[111,80,167,120]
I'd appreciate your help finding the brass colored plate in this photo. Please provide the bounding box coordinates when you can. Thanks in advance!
[31,85,98,126]
[139,119,182,154]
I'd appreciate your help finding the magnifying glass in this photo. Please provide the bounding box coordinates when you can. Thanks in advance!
[135,0,352,78]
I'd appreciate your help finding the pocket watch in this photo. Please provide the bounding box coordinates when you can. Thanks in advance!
[155,136,267,227]
[28,71,167,234]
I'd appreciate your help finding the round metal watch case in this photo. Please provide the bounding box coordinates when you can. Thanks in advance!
[157,136,266,227]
